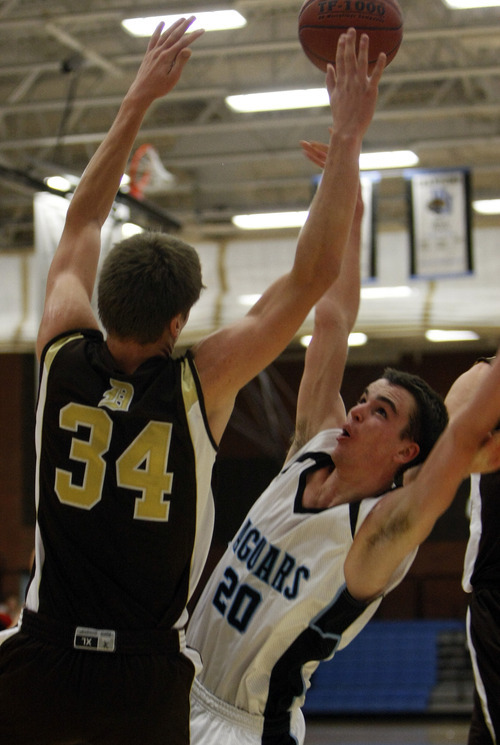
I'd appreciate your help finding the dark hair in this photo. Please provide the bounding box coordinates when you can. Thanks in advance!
[382,367,448,477]
[97,231,204,344]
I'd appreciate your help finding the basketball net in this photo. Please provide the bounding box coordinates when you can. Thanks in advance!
[128,144,174,200]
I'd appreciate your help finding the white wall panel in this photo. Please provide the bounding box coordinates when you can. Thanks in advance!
[1,224,499,352]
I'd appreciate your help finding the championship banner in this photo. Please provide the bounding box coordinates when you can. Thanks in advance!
[408,168,473,278]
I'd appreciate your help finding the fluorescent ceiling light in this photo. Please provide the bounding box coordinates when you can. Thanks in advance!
[361,285,413,299]
[45,175,73,192]
[121,222,144,238]
[122,10,246,36]
[46,173,130,193]
[473,198,500,215]
[425,329,479,342]
[300,332,368,348]
[360,150,419,170]
[443,1,500,8]
[347,332,368,347]
[226,88,328,112]
[232,211,308,230]
[239,294,262,307]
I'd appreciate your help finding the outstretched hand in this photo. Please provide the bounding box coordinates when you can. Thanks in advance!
[300,29,385,169]
[326,27,385,141]
[128,17,204,104]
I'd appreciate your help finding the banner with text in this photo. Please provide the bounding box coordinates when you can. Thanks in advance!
[408,168,472,278]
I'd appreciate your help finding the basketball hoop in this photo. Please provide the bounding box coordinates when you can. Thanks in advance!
[128,144,174,200]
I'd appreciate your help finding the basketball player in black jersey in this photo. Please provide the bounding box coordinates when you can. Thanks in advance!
[0,19,387,745]
[446,359,500,745]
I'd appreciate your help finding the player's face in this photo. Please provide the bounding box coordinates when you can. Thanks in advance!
[334,379,417,471]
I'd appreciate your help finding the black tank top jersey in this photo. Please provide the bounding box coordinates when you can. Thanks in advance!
[467,357,500,590]
[27,330,217,631]
[470,469,500,588]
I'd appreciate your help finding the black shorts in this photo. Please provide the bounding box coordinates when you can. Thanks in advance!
[0,615,196,745]
[467,587,500,745]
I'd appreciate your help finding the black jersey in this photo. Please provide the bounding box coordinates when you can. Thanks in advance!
[463,357,500,593]
[466,471,500,590]
[462,356,500,745]
[26,330,217,631]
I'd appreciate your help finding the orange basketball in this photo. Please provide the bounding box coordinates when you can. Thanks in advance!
[298,0,403,73]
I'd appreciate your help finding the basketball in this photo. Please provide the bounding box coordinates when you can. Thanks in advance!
[298,0,403,73]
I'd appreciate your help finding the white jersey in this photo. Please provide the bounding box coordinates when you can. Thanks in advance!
[187,429,416,735]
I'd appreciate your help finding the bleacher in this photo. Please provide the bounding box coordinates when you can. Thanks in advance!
[303,620,474,716]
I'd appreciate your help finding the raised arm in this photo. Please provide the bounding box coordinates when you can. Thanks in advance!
[445,358,492,417]
[344,352,500,602]
[285,185,364,461]
[36,18,204,359]
[193,29,385,443]
[446,357,500,474]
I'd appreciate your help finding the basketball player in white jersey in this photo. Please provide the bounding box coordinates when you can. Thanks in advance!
[187,181,500,744]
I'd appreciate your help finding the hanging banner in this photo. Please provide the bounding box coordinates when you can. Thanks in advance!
[408,168,473,278]
[312,173,377,281]
[360,174,377,281]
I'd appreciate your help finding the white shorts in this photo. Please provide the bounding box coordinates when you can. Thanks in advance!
[189,677,305,745]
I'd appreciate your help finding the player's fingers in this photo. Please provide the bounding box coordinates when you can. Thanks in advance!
[369,52,387,85]
[300,138,327,153]
[172,47,192,72]
[334,33,347,79]
[343,27,357,71]
[300,140,317,156]
[176,30,205,57]
[311,140,329,153]
[300,141,326,168]
[326,63,337,96]
[155,16,188,48]
[160,16,200,50]
[147,22,165,51]
[158,17,204,73]
[357,33,369,73]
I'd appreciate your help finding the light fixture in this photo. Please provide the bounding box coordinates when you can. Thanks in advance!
[232,211,309,230]
[347,332,368,347]
[121,222,144,238]
[443,0,500,8]
[239,294,262,307]
[226,88,328,113]
[300,332,368,348]
[425,329,479,342]
[122,10,246,37]
[360,150,419,170]
[361,286,413,299]
[44,175,73,192]
[473,198,500,215]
